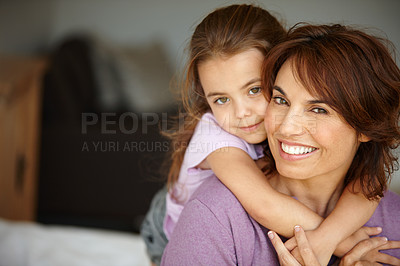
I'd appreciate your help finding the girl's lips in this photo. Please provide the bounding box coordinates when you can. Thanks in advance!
[239,121,263,132]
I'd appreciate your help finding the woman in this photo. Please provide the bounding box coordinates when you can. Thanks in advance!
[161,24,400,265]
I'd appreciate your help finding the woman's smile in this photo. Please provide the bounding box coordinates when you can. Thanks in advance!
[280,140,317,155]
[278,140,318,161]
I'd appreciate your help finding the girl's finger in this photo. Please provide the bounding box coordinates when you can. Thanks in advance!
[294,226,320,265]
[375,252,400,266]
[377,240,400,250]
[350,227,382,244]
[285,237,297,251]
[361,226,383,237]
[344,237,388,263]
[268,231,300,266]
[372,241,400,265]
[290,247,305,265]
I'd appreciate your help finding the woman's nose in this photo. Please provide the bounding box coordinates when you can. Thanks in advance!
[277,113,305,137]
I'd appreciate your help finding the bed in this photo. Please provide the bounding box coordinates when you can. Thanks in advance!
[0,218,150,266]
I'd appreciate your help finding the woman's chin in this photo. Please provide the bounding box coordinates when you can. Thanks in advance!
[276,166,309,181]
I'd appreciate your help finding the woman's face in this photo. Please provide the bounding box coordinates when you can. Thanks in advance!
[198,49,268,144]
[265,60,368,182]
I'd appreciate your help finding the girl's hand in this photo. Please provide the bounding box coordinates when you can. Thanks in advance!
[284,226,383,265]
[335,226,383,257]
[268,225,320,266]
[284,229,335,265]
[339,237,400,266]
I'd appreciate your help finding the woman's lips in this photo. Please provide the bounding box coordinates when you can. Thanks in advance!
[239,121,263,132]
[278,140,318,161]
[281,142,316,155]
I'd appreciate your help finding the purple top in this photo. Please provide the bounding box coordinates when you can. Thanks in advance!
[161,176,400,265]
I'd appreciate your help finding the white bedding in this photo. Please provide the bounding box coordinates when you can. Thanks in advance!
[0,218,150,266]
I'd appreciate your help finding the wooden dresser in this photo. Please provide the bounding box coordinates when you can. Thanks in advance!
[0,56,47,221]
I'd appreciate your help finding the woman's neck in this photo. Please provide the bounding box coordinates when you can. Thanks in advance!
[269,173,345,217]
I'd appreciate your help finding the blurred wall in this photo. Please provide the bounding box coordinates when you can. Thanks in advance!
[1,0,399,193]
[1,0,399,67]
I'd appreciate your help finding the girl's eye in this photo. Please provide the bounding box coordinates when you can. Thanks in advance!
[311,107,327,114]
[249,86,262,95]
[272,96,288,105]
[215,97,230,105]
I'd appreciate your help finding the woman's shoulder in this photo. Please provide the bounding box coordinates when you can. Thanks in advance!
[380,190,400,208]
[187,176,258,229]
[163,176,279,265]
[190,175,244,211]
[366,190,400,238]
[177,176,279,264]
[371,190,400,218]
[364,190,400,257]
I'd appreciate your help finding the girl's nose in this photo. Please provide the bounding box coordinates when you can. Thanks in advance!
[235,102,251,119]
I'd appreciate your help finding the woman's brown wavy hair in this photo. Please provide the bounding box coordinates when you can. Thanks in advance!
[262,24,400,200]
[164,4,286,194]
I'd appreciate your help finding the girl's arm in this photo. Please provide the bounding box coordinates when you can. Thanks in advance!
[309,181,379,256]
[205,147,323,237]
[282,183,379,264]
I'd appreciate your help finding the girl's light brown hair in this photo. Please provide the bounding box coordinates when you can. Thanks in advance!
[262,24,400,199]
[165,4,286,194]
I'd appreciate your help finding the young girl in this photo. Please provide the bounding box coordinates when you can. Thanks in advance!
[141,4,379,265]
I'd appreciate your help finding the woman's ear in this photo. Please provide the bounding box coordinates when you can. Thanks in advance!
[358,133,371,143]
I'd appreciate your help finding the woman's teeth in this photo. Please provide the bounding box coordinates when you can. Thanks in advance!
[281,142,316,155]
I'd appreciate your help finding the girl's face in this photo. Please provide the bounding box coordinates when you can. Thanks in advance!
[265,60,369,182]
[198,49,268,144]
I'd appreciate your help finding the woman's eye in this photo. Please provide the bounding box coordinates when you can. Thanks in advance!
[215,97,230,105]
[273,96,288,105]
[311,107,327,114]
[249,86,262,95]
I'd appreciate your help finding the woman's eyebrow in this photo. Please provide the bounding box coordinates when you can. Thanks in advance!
[273,85,327,105]
[272,85,286,96]
[307,99,327,105]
